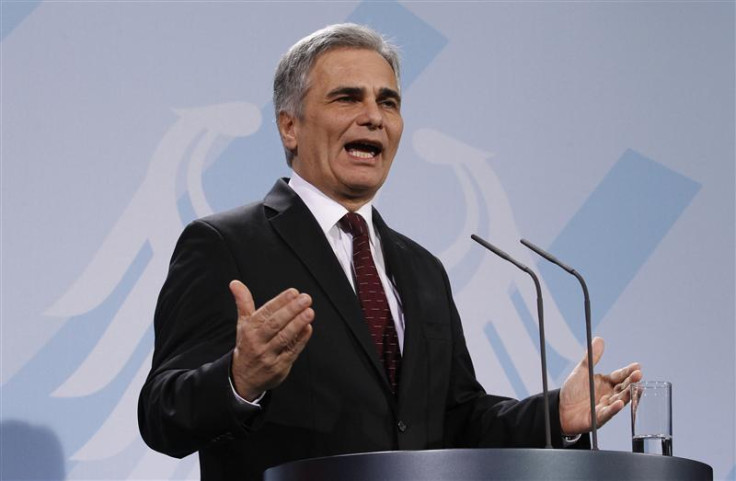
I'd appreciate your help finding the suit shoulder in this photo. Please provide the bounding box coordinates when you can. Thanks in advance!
[385,227,444,268]
[196,202,264,229]
[373,210,443,267]
[163,204,270,264]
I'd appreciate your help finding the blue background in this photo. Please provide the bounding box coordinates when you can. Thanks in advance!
[2,1,733,479]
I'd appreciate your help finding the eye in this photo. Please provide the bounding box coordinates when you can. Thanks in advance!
[381,99,400,110]
[335,96,357,103]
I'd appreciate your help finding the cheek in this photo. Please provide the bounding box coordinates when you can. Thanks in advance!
[389,121,404,146]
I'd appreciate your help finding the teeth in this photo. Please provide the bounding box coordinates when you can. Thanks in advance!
[347,148,376,159]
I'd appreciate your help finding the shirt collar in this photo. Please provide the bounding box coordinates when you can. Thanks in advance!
[288,171,377,239]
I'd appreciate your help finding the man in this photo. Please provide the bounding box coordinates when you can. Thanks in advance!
[138,24,642,480]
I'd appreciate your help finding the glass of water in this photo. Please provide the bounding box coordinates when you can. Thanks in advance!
[630,381,672,455]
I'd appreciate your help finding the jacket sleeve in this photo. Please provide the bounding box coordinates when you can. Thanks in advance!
[138,219,264,458]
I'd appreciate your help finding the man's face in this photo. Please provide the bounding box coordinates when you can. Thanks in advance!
[279,48,404,210]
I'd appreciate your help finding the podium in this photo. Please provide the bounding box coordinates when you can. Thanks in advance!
[265,449,712,480]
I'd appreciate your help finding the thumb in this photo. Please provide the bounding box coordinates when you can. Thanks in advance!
[580,336,605,368]
[229,280,255,319]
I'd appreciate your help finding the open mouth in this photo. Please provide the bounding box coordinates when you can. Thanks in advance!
[344,141,383,159]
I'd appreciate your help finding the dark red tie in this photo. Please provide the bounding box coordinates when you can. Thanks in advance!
[339,212,401,393]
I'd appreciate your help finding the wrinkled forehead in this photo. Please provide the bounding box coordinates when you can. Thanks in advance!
[306,47,400,92]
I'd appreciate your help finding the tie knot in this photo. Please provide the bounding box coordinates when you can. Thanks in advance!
[338,212,369,238]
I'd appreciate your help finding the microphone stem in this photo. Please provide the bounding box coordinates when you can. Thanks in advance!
[520,238,600,450]
[470,235,553,449]
[572,270,599,451]
[527,268,553,449]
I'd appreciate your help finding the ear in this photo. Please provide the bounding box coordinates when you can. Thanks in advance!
[278,111,298,153]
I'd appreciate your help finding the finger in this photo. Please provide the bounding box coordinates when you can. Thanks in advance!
[230,280,256,319]
[253,291,312,341]
[598,393,612,405]
[590,337,605,366]
[597,398,625,427]
[607,384,629,405]
[267,322,313,382]
[608,370,643,405]
[579,336,605,368]
[279,321,313,359]
[609,363,642,384]
[270,306,315,353]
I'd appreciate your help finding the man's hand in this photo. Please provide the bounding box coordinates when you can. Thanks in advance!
[229,280,314,401]
[559,337,642,435]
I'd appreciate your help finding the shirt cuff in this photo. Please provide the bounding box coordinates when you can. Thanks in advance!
[562,434,582,447]
[228,373,265,407]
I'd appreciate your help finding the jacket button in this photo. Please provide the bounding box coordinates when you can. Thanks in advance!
[397,421,407,433]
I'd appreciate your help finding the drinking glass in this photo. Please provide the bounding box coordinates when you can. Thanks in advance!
[630,381,672,455]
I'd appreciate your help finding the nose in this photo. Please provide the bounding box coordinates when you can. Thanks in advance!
[357,100,383,130]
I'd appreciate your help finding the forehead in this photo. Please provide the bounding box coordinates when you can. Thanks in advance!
[308,48,399,91]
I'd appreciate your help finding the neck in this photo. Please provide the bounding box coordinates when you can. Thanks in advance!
[338,197,372,213]
[290,169,375,213]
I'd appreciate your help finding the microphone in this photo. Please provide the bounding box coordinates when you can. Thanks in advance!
[520,238,599,450]
[470,234,552,449]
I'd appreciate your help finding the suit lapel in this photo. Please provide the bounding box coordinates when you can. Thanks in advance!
[264,180,393,395]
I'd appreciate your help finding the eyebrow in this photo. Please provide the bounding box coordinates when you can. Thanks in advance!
[378,87,402,105]
[326,86,364,99]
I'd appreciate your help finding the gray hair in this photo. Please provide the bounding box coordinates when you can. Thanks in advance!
[273,23,401,165]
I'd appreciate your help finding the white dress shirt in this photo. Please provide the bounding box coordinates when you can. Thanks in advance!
[288,172,405,352]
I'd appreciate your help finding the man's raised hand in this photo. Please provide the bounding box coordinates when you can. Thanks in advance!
[229,280,314,401]
[559,337,642,435]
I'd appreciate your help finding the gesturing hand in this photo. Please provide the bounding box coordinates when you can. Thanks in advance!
[559,337,642,435]
[229,280,314,401]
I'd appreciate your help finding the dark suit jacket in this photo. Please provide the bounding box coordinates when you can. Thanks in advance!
[138,179,579,480]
